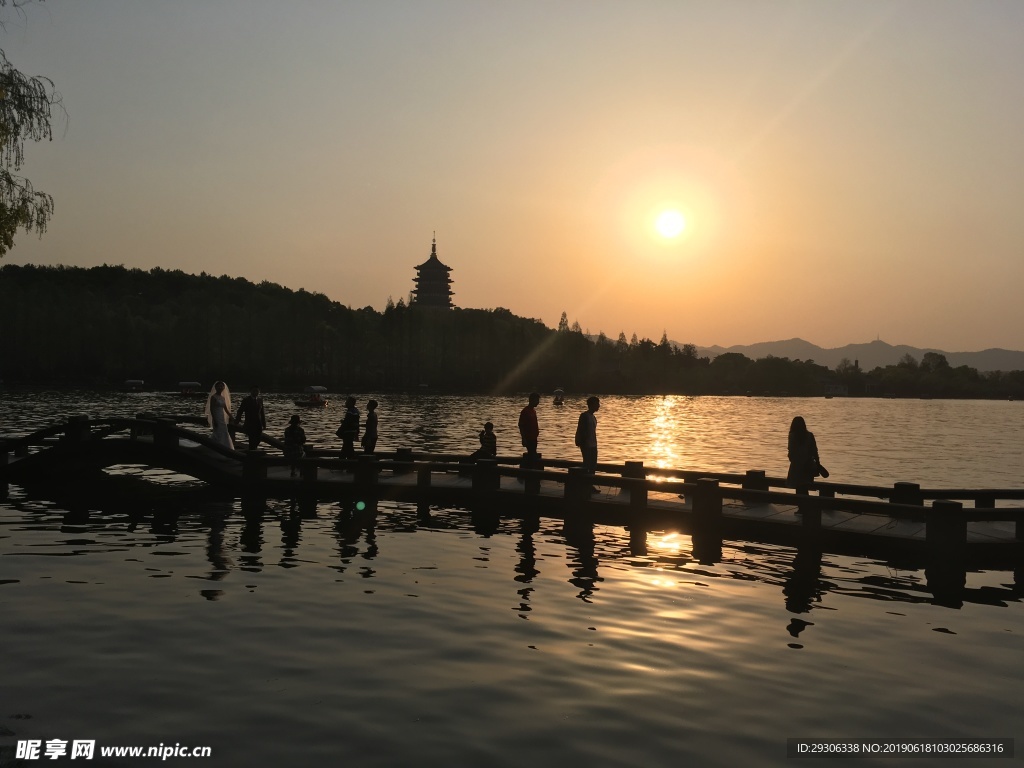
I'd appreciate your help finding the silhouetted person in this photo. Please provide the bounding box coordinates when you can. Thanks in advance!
[337,396,360,461]
[205,381,233,450]
[787,416,819,494]
[575,396,600,493]
[284,414,306,477]
[235,386,267,450]
[472,421,497,458]
[518,392,540,457]
[361,399,379,454]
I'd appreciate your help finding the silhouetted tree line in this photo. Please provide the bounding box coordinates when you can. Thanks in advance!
[1,264,1022,398]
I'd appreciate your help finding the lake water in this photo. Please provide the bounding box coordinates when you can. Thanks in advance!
[1,392,1022,767]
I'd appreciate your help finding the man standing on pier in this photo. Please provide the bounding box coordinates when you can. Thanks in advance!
[518,392,541,457]
[338,396,360,461]
[236,386,267,451]
[575,396,600,492]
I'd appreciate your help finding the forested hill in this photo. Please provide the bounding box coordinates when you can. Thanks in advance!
[0,264,700,393]
[1,264,1022,398]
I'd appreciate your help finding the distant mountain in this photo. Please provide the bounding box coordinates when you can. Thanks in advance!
[689,338,1024,373]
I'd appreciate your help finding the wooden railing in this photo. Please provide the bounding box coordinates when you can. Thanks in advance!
[3,414,1023,565]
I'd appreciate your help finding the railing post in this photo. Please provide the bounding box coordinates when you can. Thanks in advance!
[472,458,499,493]
[153,418,178,450]
[394,448,414,475]
[300,458,318,483]
[628,524,648,556]
[927,500,966,563]
[623,461,647,510]
[742,470,769,491]
[693,478,723,565]
[131,412,155,440]
[799,495,821,530]
[565,467,589,510]
[244,450,267,482]
[926,499,967,607]
[524,452,543,495]
[891,482,923,506]
[0,447,8,500]
[356,455,378,490]
[65,415,91,443]
[693,478,722,528]
[417,465,432,490]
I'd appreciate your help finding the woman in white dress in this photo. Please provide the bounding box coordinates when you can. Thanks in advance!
[204,381,234,449]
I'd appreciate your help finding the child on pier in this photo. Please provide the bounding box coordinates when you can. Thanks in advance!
[284,415,306,477]
[472,422,497,459]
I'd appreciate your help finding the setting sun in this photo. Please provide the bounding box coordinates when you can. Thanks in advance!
[655,209,686,238]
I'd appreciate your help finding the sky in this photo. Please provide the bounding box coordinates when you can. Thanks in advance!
[4,0,1024,352]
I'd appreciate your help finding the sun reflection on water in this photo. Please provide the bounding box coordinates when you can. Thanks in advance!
[650,532,684,553]
[648,395,678,470]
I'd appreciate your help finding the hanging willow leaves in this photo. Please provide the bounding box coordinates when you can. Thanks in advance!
[0,0,61,256]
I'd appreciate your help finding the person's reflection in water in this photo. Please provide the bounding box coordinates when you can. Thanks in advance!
[333,500,360,571]
[279,504,303,568]
[514,515,541,618]
[471,506,500,537]
[783,544,823,622]
[297,494,318,518]
[149,508,179,538]
[563,518,601,602]
[239,506,264,573]
[62,501,90,528]
[332,498,379,572]
[359,500,379,563]
[515,515,540,583]
[204,511,231,581]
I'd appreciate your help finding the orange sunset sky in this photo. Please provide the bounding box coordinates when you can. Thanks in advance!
[6,1,1024,352]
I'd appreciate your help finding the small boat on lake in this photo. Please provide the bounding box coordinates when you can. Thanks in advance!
[123,379,145,392]
[294,386,329,408]
[176,381,206,398]
[553,388,565,406]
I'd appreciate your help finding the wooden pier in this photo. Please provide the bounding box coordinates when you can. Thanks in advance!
[3,413,1023,574]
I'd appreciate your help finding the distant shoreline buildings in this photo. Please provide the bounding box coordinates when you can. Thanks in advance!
[411,235,454,309]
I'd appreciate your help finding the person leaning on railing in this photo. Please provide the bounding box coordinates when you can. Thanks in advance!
[786,416,819,494]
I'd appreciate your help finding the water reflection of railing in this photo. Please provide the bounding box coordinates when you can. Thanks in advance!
[38,491,1024,619]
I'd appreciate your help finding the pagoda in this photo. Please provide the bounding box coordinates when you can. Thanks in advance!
[411,235,454,309]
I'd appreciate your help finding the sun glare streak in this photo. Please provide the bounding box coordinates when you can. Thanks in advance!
[732,3,901,164]
[489,265,628,388]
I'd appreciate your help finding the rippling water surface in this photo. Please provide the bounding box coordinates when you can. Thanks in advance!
[1,391,1022,767]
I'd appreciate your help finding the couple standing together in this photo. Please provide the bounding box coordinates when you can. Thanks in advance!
[518,392,601,477]
[205,382,266,451]
[337,397,379,458]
